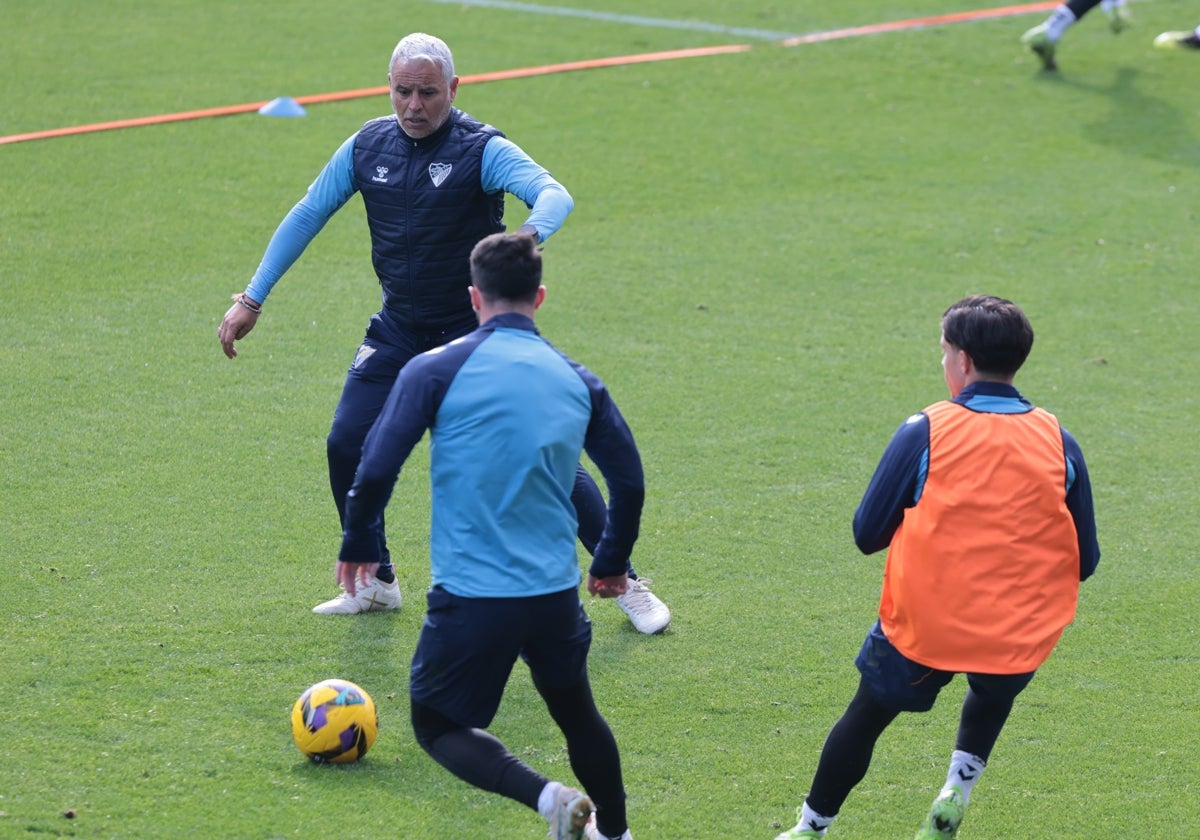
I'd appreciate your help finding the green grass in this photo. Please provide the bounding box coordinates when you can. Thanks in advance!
[3,1,1199,837]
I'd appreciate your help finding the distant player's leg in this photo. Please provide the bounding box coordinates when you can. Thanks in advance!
[1100,0,1132,33]
[1021,0,1106,69]
[572,466,671,634]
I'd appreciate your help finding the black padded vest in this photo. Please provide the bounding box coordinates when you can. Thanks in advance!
[353,110,505,331]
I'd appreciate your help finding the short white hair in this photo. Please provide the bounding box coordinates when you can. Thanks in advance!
[389,33,455,83]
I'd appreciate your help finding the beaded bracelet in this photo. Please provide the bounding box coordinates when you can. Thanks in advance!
[232,292,262,314]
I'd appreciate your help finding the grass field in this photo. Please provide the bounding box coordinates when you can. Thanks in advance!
[3,0,1199,837]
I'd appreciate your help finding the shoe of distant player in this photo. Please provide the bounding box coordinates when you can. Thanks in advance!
[547,786,593,840]
[1105,4,1132,34]
[1154,31,1200,50]
[774,829,824,840]
[615,577,671,634]
[913,786,967,840]
[312,577,401,615]
[774,809,826,839]
[583,813,634,840]
[1020,23,1058,71]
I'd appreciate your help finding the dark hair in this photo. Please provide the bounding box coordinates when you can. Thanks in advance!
[469,232,542,304]
[941,294,1034,377]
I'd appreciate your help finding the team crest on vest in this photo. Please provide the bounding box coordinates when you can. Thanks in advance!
[428,162,452,187]
[352,344,377,369]
[372,165,389,184]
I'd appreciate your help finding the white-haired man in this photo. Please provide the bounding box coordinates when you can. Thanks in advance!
[217,33,670,634]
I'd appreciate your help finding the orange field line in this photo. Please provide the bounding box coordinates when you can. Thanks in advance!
[0,44,748,146]
[0,3,1057,147]
[303,42,751,105]
[781,1,1058,46]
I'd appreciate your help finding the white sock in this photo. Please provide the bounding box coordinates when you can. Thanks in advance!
[537,781,563,820]
[1045,5,1078,41]
[944,750,986,804]
[797,801,834,836]
[1100,0,1124,12]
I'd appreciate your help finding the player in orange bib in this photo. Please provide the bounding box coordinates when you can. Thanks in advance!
[775,295,1099,840]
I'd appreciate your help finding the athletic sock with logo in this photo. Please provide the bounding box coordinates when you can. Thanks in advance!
[797,801,834,836]
[1045,5,1078,41]
[944,750,986,803]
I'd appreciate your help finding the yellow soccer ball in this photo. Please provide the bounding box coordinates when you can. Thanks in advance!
[290,679,378,764]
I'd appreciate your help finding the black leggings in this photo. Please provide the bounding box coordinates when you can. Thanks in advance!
[1066,0,1105,19]
[411,675,628,837]
[807,672,1032,817]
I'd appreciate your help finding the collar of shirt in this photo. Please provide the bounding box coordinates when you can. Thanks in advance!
[954,380,1033,413]
[481,312,537,333]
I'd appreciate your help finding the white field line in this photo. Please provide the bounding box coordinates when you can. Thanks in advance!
[423,0,801,41]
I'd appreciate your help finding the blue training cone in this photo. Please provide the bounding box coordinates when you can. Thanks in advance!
[258,97,307,117]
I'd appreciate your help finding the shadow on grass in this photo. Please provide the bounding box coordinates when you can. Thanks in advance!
[1033,64,1200,170]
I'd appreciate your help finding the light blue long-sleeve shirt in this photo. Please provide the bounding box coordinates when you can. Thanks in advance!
[244,127,573,304]
[340,313,645,597]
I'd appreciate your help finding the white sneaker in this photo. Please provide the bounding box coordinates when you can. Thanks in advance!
[547,785,593,840]
[312,577,401,615]
[615,578,670,634]
[584,813,633,840]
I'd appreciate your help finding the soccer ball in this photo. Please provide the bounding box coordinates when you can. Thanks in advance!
[290,678,378,764]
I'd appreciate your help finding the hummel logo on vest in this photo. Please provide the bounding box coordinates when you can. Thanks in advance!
[428,162,452,187]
